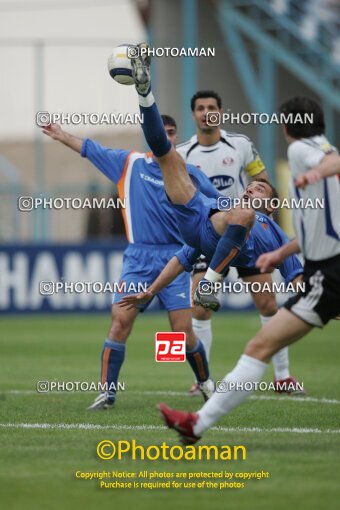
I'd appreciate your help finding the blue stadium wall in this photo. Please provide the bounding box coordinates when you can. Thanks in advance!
[0,244,292,314]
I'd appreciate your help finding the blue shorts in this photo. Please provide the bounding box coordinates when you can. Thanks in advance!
[112,243,192,311]
[171,190,253,267]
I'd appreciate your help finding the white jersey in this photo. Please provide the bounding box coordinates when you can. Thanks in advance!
[176,129,265,199]
[287,135,340,261]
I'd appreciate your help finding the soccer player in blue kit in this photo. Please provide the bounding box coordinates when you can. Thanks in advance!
[120,179,303,311]
[124,44,302,309]
[40,115,219,409]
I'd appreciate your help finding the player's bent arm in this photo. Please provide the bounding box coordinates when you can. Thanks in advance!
[256,239,301,273]
[40,123,83,153]
[317,153,340,177]
[119,256,185,310]
[148,256,185,295]
[296,153,340,188]
[119,244,200,309]
[276,239,301,259]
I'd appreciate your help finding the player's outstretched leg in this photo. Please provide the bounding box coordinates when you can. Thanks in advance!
[130,42,254,312]
[130,43,197,206]
[158,308,312,444]
[248,280,305,395]
[260,315,306,395]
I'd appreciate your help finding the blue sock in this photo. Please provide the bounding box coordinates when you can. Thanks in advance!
[100,339,125,402]
[139,98,172,157]
[209,224,248,275]
[186,339,210,383]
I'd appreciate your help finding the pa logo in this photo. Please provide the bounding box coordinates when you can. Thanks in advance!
[155,332,186,362]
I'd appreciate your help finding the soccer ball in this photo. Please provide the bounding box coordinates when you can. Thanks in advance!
[107,44,135,85]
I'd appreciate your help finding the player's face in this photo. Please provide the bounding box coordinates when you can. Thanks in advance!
[242,181,274,214]
[165,124,177,146]
[192,98,222,133]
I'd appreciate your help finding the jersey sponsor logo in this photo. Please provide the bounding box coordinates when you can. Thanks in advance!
[139,173,164,186]
[210,175,235,190]
[222,157,234,166]
[155,332,186,362]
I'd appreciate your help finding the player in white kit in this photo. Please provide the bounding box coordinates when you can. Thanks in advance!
[177,90,304,396]
[159,96,340,444]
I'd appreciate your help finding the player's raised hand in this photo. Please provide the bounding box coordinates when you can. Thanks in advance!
[119,290,154,310]
[39,123,83,153]
[256,249,283,273]
[40,122,64,140]
[295,169,321,189]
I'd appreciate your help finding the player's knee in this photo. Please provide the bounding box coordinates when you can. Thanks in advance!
[257,298,277,317]
[173,319,193,337]
[109,315,131,341]
[222,206,255,231]
[193,305,212,321]
[172,319,196,346]
[239,206,255,227]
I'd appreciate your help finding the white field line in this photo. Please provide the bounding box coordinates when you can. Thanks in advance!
[3,389,340,406]
[0,422,340,435]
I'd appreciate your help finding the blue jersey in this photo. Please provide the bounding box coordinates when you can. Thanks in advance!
[246,213,303,283]
[81,138,218,245]
[176,211,303,285]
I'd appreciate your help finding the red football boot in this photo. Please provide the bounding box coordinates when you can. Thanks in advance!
[158,402,201,445]
[274,376,306,395]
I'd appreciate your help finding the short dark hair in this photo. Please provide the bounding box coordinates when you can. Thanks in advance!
[279,96,325,138]
[161,114,177,129]
[190,90,222,111]
[253,178,279,201]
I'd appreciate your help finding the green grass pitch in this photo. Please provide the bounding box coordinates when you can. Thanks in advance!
[1,312,339,510]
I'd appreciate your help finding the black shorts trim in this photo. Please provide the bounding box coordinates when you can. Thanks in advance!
[284,254,340,327]
[236,266,262,278]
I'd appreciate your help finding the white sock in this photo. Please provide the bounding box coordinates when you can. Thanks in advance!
[138,91,155,107]
[204,268,222,283]
[260,315,290,379]
[271,348,290,379]
[192,319,212,361]
[194,354,267,436]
